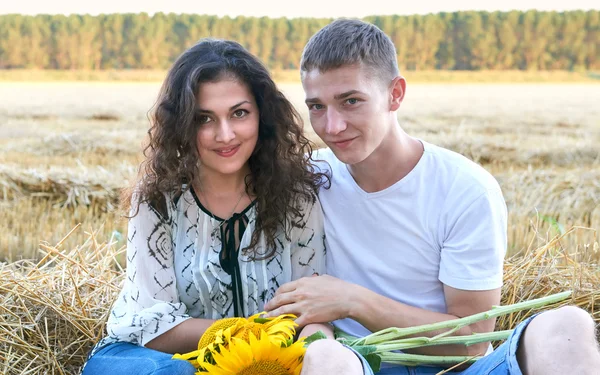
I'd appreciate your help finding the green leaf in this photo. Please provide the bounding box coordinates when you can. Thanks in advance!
[304,330,328,346]
[538,214,565,235]
[334,327,360,343]
[351,344,378,357]
[364,353,382,373]
[253,318,271,324]
[350,344,381,373]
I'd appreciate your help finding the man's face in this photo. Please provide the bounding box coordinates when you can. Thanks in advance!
[301,64,396,165]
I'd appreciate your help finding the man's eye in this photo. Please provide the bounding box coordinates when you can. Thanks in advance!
[309,104,324,110]
[346,98,358,105]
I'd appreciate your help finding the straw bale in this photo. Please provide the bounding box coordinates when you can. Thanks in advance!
[0,227,598,374]
[0,164,135,210]
[498,227,600,333]
[0,228,124,375]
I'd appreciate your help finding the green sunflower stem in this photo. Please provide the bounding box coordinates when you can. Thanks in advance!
[378,352,481,366]
[372,330,512,353]
[353,291,571,346]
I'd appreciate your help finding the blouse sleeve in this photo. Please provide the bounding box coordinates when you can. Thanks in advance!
[290,196,327,279]
[105,195,191,346]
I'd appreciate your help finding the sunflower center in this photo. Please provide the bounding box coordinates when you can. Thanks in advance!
[198,317,241,349]
[237,359,292,375]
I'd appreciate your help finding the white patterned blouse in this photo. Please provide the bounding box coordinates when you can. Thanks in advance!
[89,187,326,356]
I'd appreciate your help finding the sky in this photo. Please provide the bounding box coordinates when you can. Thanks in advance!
[1,0,597,18]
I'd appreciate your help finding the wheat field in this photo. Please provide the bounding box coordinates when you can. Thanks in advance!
[1,82,599,261]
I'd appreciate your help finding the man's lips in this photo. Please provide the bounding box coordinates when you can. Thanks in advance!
[331,137,356,149]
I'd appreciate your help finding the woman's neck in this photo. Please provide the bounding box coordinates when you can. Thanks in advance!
[196,166,251,197]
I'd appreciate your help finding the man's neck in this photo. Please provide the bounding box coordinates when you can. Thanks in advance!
[347,128,423,193]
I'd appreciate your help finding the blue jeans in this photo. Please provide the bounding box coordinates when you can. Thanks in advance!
[81,342,196,375]
[355,314,538,375]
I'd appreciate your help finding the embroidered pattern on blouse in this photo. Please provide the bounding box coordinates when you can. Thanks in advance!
[87,189,325,360]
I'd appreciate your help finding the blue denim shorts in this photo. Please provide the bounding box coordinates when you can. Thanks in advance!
[352,314,538,375]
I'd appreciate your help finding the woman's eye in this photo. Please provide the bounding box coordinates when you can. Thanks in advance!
[198,115,211,124]
[233,109,248,118]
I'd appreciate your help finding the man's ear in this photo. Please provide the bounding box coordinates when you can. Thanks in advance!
[389,76,406,111]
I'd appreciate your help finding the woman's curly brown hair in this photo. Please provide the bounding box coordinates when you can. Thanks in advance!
[124,38,329,259]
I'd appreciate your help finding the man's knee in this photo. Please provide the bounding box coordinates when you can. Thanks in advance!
[304,340,347,364]
[302,340,363,374]
[531,306,596,337]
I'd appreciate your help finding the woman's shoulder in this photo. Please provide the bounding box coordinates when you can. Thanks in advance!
[290,189,322,228]
[145,186,190,220]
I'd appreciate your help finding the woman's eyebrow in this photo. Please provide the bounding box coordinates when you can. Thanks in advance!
[197,100,251,113]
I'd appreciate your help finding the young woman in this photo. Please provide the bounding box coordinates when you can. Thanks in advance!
[82,39,329,375]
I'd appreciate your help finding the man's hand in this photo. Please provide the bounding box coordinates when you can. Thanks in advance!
[264,275,358,327]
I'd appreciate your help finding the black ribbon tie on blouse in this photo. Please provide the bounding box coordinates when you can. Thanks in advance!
[218,211,249,318]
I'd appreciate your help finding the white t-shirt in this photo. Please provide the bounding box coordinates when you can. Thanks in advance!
[315,140,507,338]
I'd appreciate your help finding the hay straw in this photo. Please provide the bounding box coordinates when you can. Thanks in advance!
[0,164,135,210]
[0,226,598,374]
[2,132,139,158]
[498,226,600,333]
[0,228,125,375]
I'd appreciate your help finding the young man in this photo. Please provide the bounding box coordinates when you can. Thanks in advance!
[265,19,600,375]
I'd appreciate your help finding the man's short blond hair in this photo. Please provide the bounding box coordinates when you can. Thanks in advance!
[300,19,399,83]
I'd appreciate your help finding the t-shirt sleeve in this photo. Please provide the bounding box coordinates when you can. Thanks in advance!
[105,195,191,346]
[438,188,507,290]
[290,196,327,279]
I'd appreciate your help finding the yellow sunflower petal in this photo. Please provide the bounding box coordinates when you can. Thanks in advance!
[232,322,265,342]
[265,320,297,341]
[213,342,246,373]
[172,350,200,360]
[172,346,212,370]
[247,312,265,321]
[205,331,306,375]
[197,317,247,350]
[201,349,235,375]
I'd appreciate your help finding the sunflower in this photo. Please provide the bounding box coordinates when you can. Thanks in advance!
[172,317,248,365]
[199,317,248,349]
[173,312,300,370]
[201,331,306,375]
[233,312,298,347]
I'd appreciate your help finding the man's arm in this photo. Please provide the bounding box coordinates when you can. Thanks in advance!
[265,276,500,357]
[352,284,500,356]
[265,187,507,357]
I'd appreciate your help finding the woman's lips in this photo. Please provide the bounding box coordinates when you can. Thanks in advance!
[214,144,240,157]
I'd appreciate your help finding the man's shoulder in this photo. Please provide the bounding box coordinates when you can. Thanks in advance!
[423,141,501,194]
[311,147,340,173]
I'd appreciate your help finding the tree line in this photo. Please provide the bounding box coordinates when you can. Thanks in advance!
[0,10,597,70]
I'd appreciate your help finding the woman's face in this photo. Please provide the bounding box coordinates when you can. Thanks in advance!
[195,78,259,180]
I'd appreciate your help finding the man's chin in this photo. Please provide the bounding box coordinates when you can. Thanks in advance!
[328,147,365,166]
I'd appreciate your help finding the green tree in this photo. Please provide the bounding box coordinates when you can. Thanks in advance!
[1,15,25,68]
[496,11,519,69]
[272,18,291,69]
[0,11,597,71]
